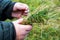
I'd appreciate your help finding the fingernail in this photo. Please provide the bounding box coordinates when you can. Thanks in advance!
[25,10,29,13]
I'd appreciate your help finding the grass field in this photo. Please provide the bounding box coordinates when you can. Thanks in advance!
[12,0,60,40]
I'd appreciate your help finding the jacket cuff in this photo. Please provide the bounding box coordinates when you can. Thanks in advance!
[10,22,16,40]
[1,22,16,40]
[5,2,16,19]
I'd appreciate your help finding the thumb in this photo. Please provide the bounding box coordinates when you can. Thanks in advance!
[14,18,24,24]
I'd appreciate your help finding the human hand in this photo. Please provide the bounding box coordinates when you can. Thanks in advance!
[12,2,29,19]
[12,18,32,40]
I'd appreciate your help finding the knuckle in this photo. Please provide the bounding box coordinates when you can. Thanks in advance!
[26,25,32,30]
[24,4,29,8]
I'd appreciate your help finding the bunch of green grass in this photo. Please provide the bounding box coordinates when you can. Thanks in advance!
[23,0,60,40]
[25,6,60,40]
[13,0,60,40]
[22,2,57,24]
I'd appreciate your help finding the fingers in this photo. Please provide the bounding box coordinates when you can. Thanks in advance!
[14,2,29,11]
[19,24,32,31]
[17,3,29,10]
[16,3,29,16]
[24,25,32,31]
[13,18,24,24]
[13,2,29,16]
[13,18,32,30]
[12,11,22,18]
[23,10,29,16]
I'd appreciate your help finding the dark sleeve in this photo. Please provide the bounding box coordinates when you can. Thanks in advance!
[0,0,16,21]
[0,21,16,40]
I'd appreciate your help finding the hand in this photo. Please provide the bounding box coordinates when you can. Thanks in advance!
[12,2,29,18]
[12,18,32,40]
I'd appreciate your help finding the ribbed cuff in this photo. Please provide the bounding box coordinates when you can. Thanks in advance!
[6,2,16,19]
